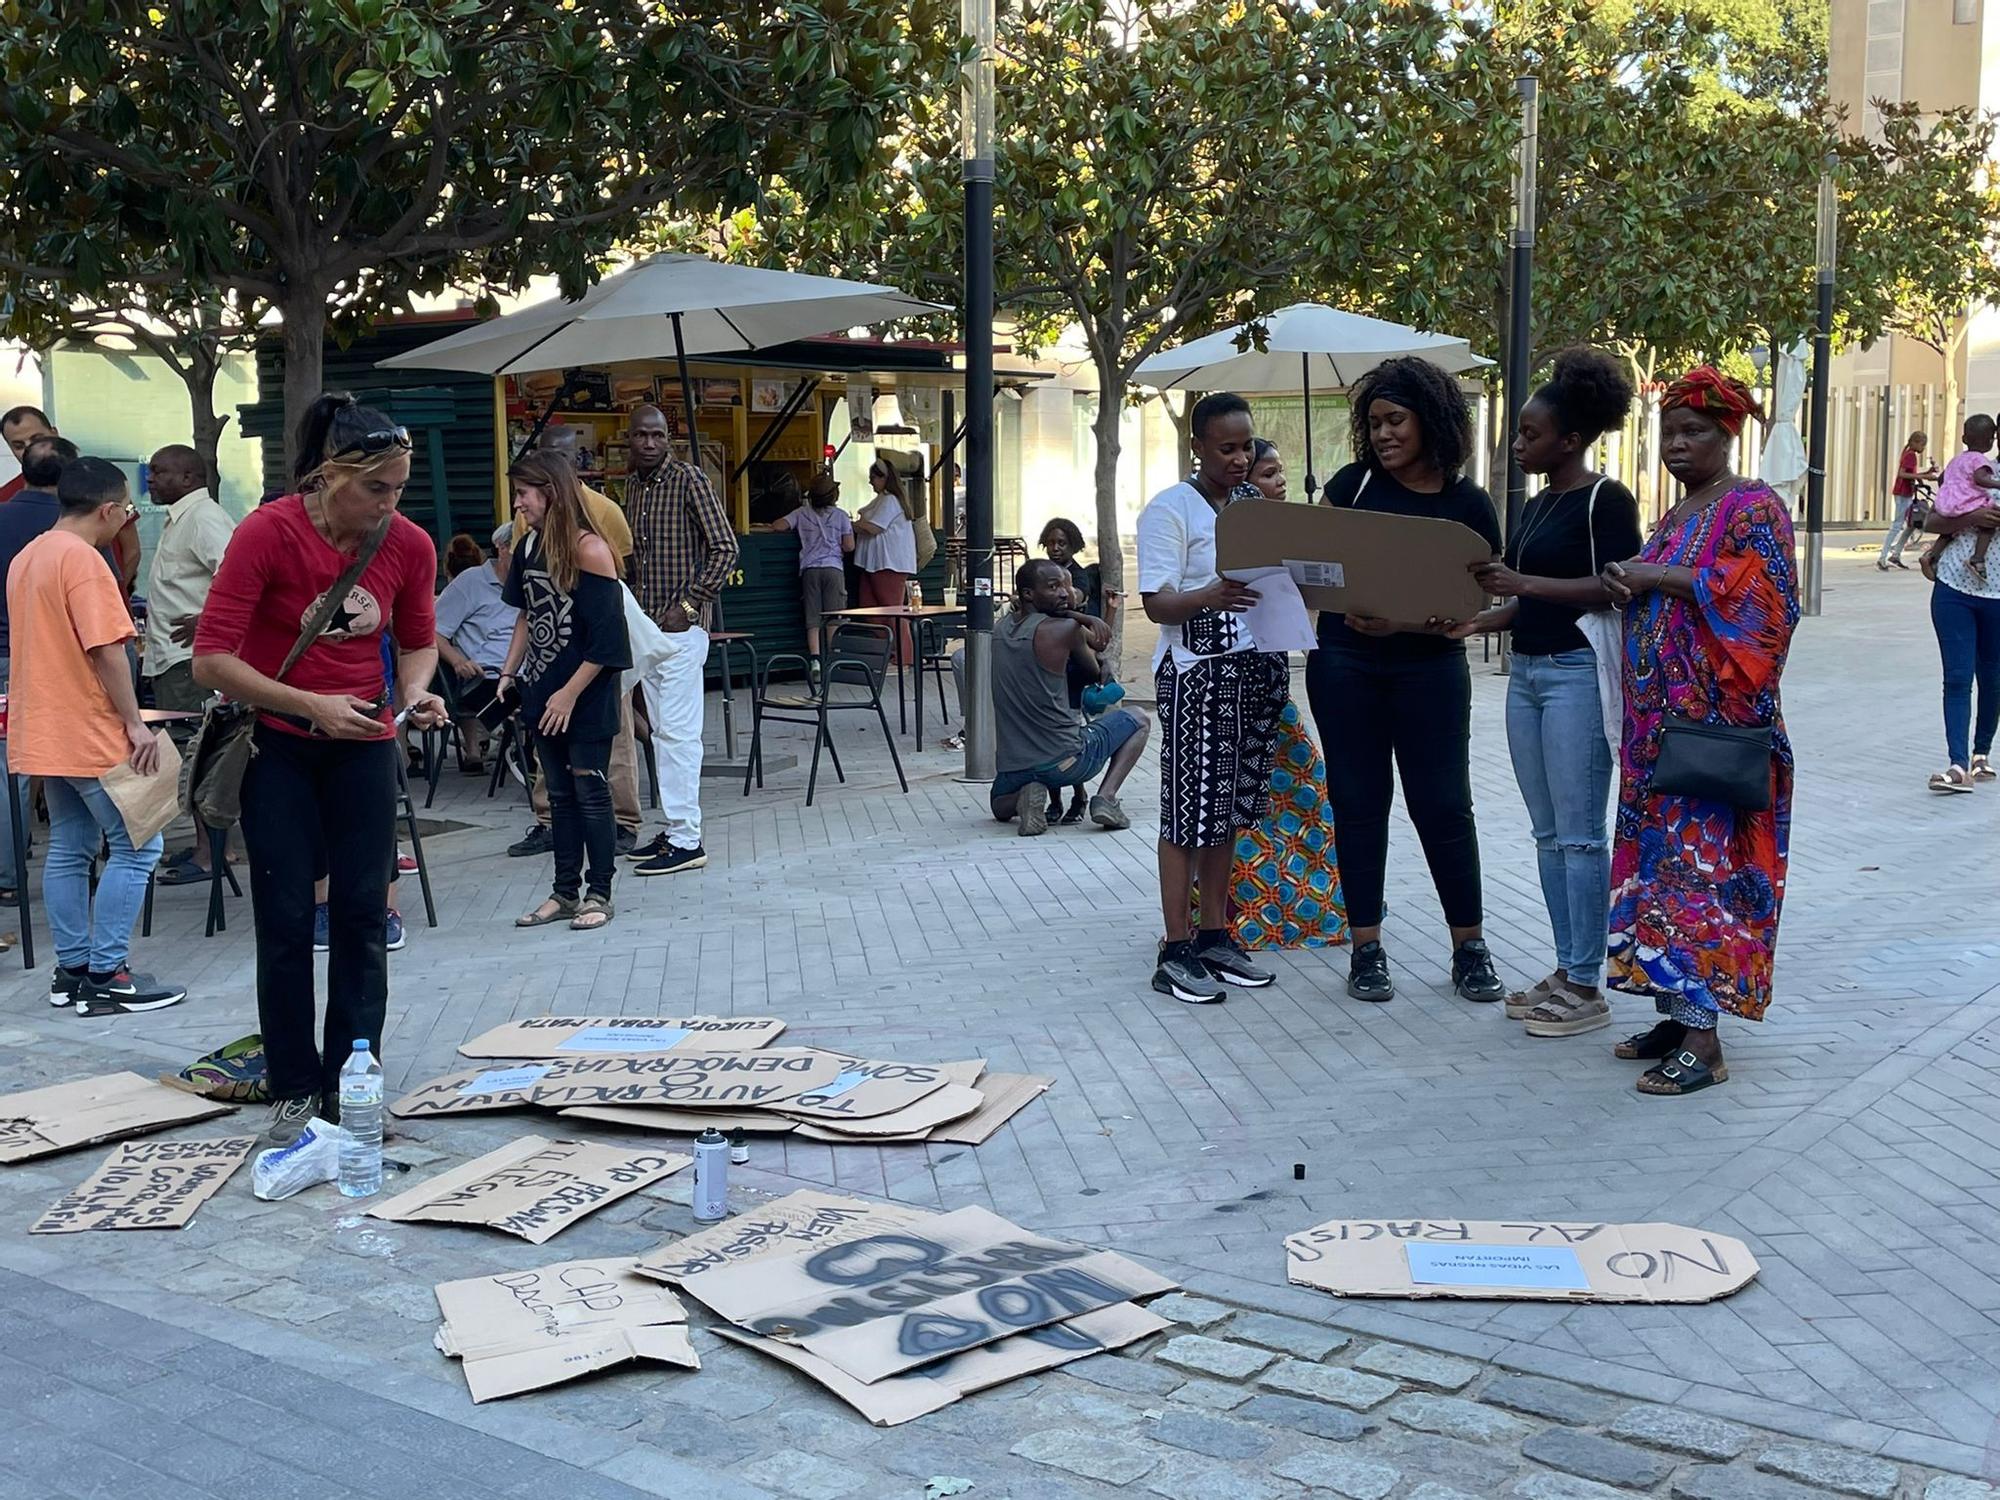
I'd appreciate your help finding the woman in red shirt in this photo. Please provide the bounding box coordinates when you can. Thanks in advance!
[1879,431,1936,571]
[194,395,446,1144]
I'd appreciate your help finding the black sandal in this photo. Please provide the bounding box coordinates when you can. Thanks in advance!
[1614,1020,1687,1061]
[1637,1048,1729,1096]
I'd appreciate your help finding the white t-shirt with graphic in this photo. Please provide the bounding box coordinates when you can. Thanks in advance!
[1135,480,1260,673]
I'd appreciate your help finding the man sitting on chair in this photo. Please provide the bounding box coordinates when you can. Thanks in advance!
[989,559,1150,836]
[434,520,520,771]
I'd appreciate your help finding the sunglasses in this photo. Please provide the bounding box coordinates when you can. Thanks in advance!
[329,426,412,462]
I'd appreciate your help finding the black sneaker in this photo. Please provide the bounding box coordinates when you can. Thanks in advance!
[77,969,188,1016]
[625,831,671,861]
[635,844,708,877]
[1452,939,1506,1004]
[1347,941,1395,1003]
[48,965,87,1009]
[615,826,639,857]
[261,1093,320,1149]
[507,824,553,858]
[1152,942,1226,1005]
[1197,934,1276,989]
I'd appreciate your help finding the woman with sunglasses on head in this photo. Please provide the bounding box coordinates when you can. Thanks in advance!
[194,395,446,1145]
[853,456,918,663]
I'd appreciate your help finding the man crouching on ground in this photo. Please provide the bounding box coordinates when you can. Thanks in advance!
[989,558,1150,834]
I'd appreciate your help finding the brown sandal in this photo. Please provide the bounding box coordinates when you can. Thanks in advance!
[570,894,614,931]
[516,895,578,928]
[1505,975,1563,1021]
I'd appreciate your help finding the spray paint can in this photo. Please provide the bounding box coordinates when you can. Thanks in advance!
[729,1129,750,1166]
[692,1128,729,1222]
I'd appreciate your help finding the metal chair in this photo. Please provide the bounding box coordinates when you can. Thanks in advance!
[394,757,438,928]
[742,623,908,806]
[914,616,962,750]
[993,537,1031,598]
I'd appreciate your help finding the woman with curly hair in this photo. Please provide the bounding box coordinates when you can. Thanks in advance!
[1597,366,1798,1097]
[1305,356,1506,1006]
[1454,348,1640,1037]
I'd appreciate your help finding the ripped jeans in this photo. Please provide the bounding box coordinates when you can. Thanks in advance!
[1506,649,1614,988]
[535,731,615,902]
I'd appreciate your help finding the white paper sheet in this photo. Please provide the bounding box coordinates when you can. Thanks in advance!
[1225,566,1316,653]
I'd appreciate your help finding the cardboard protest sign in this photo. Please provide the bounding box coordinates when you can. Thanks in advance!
[683,1204,1178,1383]
[458,1015,786,1059]
[1285,1218,1760,1304]
[433,1257,698,1402]
[561,1106,797,1136]
[1215,498,1492,627]
[0,1072,235,1163]
[370,1137,688,1244]
[31,1136,256,1232]
[635,1188,937,1286]
[391,1050,849,1119]
[776,1056,958,1122]
[788,1084,985,1141]
[927,1074,1053,1146]
[714,1301,1170,1426]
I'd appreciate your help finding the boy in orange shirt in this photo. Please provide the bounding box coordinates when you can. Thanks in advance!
[6,457,185,1014]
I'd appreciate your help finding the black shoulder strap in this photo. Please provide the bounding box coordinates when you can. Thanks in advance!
[277,516,392,681]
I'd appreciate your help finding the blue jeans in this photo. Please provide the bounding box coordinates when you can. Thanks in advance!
[0,657,32,889]
[43,775,163,973]
[1932,582,2000,768]
[1505,649,1614,987]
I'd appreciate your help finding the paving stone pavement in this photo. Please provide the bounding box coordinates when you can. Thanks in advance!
[2,547,1999,1499]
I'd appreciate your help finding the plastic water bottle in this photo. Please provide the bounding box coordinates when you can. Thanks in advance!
[337,1041,384,1198]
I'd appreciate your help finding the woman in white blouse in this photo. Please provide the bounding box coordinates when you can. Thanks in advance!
[853,458,918,662]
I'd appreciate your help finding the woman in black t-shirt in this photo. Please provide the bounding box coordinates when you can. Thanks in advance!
[1305,357,1506,1006]
[1454,348,1640,1038]
[500,452,633,932]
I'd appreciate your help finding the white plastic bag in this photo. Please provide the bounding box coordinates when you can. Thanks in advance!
[253,1117,347,1201]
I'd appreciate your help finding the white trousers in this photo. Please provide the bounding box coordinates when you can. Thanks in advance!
[640,623,707,851]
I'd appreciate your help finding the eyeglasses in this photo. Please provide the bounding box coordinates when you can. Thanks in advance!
[328,427,412,462]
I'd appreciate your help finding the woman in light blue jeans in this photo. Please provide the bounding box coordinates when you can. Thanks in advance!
[1452,348,1642,1036]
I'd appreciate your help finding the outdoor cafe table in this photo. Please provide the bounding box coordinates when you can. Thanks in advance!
[823,604,965,750]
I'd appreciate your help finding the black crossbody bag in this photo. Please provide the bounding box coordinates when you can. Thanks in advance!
[1651,715,1772,810]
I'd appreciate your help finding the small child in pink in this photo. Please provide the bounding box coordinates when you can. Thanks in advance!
[1925,414,2000,581]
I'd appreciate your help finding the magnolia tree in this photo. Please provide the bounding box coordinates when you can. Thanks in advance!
[0,0,927,467]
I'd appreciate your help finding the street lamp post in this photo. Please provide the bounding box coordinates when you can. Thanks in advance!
[1804,152,1836,617]
[960,0,997,780]
[1504,75,1539,546]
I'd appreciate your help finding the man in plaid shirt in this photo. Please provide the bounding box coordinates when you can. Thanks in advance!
[624,404,738,876]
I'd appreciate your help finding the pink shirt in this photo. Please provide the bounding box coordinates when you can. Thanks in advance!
[1935,448,1996,516]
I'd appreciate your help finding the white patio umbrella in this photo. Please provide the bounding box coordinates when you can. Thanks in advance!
[1759,338,1810,505]
[1132,303,1494,495]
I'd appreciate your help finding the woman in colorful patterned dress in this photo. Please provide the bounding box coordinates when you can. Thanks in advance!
[1228,441,1346,949]
[1598,367,1799,1096]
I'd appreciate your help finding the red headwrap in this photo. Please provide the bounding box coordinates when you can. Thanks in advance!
[1660,366,1764,436]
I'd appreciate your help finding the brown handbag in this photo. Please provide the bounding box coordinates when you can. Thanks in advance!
[181,518,392,828]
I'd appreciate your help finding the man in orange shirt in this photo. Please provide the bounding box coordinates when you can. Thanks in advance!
[6,457,184,1014]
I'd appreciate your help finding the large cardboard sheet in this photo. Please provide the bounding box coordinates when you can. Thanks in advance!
[1215,497,1493,627]
[561,1106,798,1136]
[458,1015,786,1059]
[684,1204,1178,1383]
[0,1073,236,1163]
[370,1136,688,1244]
[635,1188,936,1286]
[31,1136,255,1232]
[926,1074,1053,1146]
[1286,1218,1760,1304]
[390,1050,849,1119]
[433,1257,698,1402]
[767,1056,957,1122]
[714,1301,1170,1426]
[788,1084,985,1141]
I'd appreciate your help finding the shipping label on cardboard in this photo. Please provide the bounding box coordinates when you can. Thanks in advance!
[635,1189,937,1286]
[392,1050,848,1118]
[370,1136,689,1244]
[457,1015,785,1058]
[31,1136,256,1232]
[683,1204,1178,1383]
[0,1072,236,1163]
[1286,1218,1759,1304]
[433,1256,697,1402]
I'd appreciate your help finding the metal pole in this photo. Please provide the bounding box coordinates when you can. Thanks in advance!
[960,0,997,780]
[1805,152,1836,617]
[671,312,703,468]
[1301,353,1317,499]
[1504,75,1539,546]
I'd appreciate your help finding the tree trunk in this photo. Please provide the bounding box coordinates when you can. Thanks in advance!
[185,343,227,494]
[280,293,328,478]
[1089,357,1129,672]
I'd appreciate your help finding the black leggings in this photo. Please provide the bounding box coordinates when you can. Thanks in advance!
[1305,646,1482,930]
[535,732,615,901]
[241,727,397,1102]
